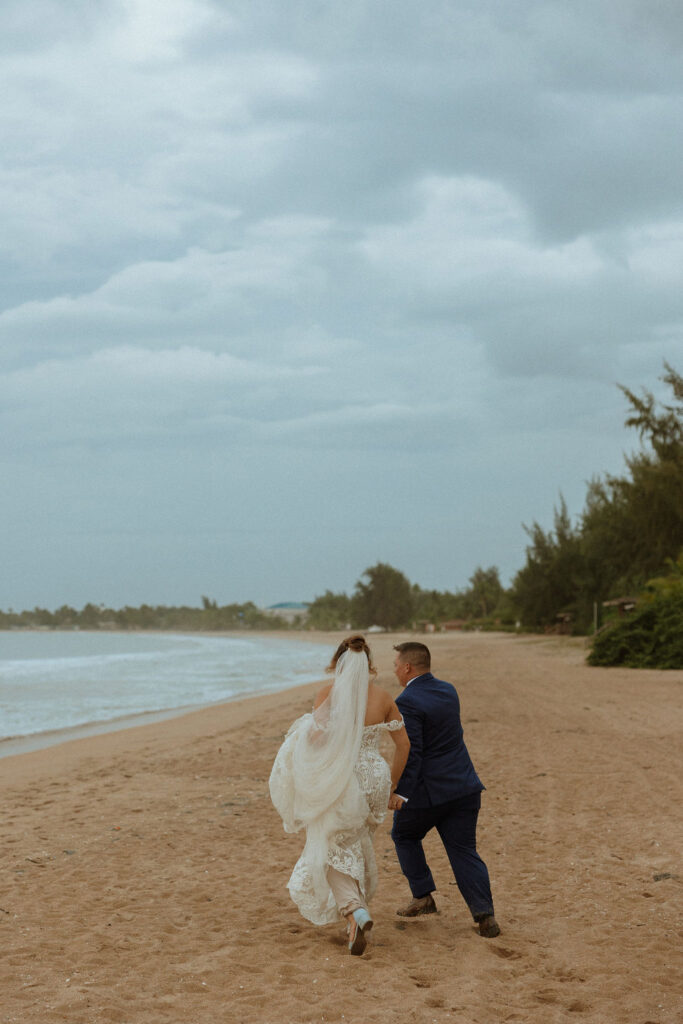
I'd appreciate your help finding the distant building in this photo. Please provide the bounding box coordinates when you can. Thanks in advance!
[553,611,573,635]
[602,596,638,617]
[263,602,310,624]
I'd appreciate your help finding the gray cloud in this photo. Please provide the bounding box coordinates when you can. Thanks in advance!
[1,0,681,608]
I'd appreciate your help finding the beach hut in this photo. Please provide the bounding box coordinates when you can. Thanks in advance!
[554,611,573,635]
[602,596,638,618]
[415,620,436,633]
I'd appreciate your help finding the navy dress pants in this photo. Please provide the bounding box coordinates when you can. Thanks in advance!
[391,791,494,919]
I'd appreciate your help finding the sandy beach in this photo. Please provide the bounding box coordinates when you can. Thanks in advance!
[2,630,681,1024]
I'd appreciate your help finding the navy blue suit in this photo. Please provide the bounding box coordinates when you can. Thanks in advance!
[392,673,495,919]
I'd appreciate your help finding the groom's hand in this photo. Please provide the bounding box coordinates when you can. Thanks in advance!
[388,793,406,811]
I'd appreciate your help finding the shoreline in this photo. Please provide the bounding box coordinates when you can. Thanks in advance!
[0,666,331,787]
[0,628,339,762]
[0,702,213,760]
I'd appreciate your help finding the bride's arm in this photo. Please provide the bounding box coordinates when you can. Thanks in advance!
[312,683,332,710]
[307,683,333,745]
[385,697,410,794]
[388,725,410,796]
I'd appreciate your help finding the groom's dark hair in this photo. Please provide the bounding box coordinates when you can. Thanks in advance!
[393,642,431,670]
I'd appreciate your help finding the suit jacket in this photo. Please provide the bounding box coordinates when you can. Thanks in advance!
[395,672,483,808]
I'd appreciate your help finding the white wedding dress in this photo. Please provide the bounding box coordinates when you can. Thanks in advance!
[269,649,403,925]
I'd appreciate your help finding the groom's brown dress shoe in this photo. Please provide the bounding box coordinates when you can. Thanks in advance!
[477,914,501,937]
[396,893,438,917]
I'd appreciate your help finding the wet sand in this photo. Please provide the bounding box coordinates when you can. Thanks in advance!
[2,631,681,1023]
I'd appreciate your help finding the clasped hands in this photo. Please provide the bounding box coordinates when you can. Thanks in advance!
[388,792,406,811]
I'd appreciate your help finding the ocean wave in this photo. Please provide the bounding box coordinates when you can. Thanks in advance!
[0,632,326,742]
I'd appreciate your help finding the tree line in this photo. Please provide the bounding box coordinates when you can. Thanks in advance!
[308,365,682,643]
[0,599,291,632]
[512,363,682,634]
[305,564,510,631]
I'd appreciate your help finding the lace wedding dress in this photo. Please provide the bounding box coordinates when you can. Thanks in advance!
[269,649,404,925]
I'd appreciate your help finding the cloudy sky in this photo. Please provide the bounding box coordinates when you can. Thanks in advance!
[2,0,682,611]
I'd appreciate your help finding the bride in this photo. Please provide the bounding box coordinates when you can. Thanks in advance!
[269,635,409,955]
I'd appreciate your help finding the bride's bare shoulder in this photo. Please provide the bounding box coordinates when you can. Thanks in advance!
[366,681,393,715]
[370,680,393,699]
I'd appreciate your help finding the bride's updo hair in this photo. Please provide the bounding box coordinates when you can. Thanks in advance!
[326,634,377,675]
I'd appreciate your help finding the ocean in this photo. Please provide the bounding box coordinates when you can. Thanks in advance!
[0,631,327,754]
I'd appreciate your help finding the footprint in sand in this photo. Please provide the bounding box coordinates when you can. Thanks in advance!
[490,945,523,960]
[534,988,559,1004]
[425,994,445,1008]
[567,999,590,1012]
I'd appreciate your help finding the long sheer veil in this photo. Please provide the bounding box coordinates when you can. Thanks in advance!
[270,648,369,832]
[269,649,371,922]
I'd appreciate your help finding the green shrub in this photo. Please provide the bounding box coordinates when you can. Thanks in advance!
[588,558,683,668]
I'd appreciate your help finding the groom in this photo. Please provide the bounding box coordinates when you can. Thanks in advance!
[389,641,500,937]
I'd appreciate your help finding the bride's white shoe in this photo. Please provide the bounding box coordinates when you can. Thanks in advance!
[348,908,373,955]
